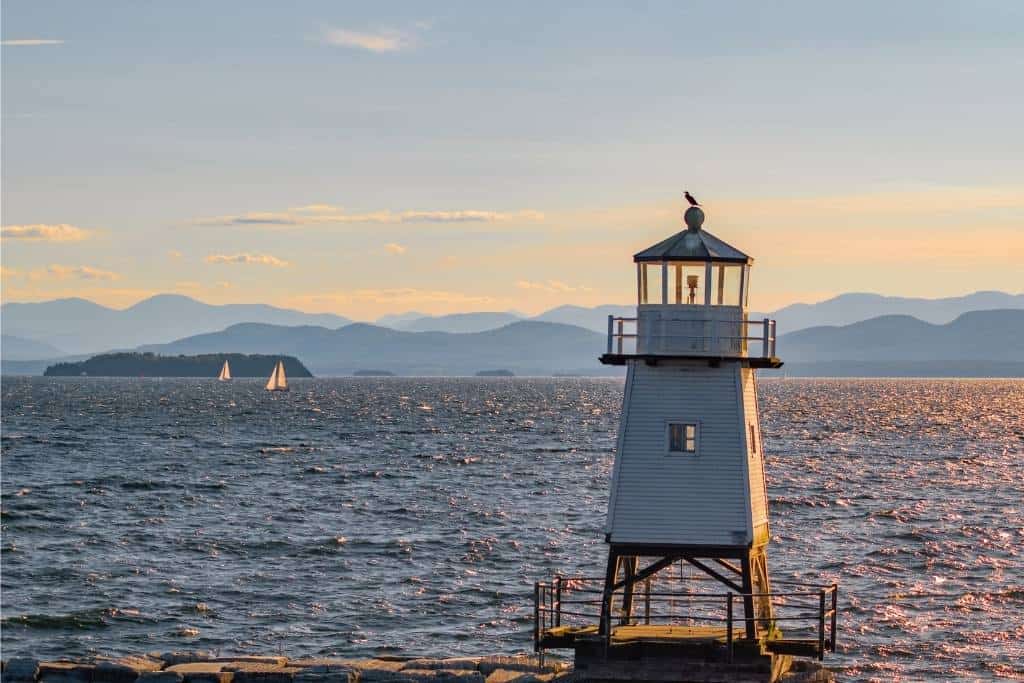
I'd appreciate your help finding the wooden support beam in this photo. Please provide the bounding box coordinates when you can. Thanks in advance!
[681,556,744,594]
[712,558,743,575]
[612,555,678,591]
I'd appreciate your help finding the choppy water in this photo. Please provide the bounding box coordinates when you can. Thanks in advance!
[1,377,1022,680]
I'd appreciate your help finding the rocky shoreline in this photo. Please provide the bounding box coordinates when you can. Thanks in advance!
[1,654,568,683]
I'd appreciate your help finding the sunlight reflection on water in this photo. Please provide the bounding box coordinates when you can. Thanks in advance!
[1,377,1022,680]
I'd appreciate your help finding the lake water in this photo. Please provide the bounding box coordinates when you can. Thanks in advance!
[1,378,1022,680]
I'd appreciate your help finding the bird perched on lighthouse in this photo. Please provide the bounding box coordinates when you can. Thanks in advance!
[684,191,700,206]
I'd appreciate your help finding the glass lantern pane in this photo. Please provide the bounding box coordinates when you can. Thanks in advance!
[643,263,666,304]
[712,264,742,306]
[676,263,705,305]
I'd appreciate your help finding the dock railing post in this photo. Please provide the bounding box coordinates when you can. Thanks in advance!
[830,585,838,652]
[533,582,541,653]
[606,315,614,354]
[644,579,651,624]
[603,592,611,653]
[762,318,770,358]
[770,319,777,357]
[818,590,826,661]
[726,593,734,663]
[617,318,624,354]
[555,575,562,628]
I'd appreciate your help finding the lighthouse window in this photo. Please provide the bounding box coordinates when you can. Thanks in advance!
[668,423,698,454]
[749,425,757,454]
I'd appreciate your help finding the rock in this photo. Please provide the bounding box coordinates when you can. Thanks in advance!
[38,663,95,683]
[224,665,303,683]
[477,658,563,677]
[138,674,185,683]
[292,672,356,683]
[158,655,217,668]
[293,675,354,683]
[484,671,554,683]
[160,657,285,669]
[400,661,481,673]
[342,660,406,682]
[164,664,233,683]
[2,659,39,683]
[93,656,165,683]
[286,661,355,674]
[397,671,484,683]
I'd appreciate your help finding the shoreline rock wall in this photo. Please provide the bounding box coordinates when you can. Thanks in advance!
[2,654,570,683]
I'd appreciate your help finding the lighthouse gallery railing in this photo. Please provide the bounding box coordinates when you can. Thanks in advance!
[534,575,837,661]
[605,315,777,358]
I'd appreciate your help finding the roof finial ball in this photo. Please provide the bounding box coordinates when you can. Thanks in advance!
[683,190,704,231]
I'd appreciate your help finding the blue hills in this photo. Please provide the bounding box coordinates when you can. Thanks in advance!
[2,291,1023,376]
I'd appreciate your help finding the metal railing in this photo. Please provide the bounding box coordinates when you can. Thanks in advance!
[534,574,837,661]
[605,316,777,358]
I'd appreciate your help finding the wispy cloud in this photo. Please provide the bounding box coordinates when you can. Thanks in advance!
[384,242,407,255]
[318,27,411,53]
[196,206,544,227]
[31,264,120,281]
[517,280,594,293]
[206,253,290,268]
[2,224,91,241]
[2,39,64,47]
[167,249,183,260]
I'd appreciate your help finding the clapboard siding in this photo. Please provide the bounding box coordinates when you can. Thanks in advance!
[607,361,754,546]
[743,368,769,527]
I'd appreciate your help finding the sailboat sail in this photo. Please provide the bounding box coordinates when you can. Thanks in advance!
[218,360,231,381]
[265,360,289,391]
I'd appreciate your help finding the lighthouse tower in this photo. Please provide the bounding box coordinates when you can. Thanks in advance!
[598,202,777,640]
[531,201,837,680]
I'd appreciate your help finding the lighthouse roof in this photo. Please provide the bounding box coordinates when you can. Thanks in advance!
[633,206,751,264]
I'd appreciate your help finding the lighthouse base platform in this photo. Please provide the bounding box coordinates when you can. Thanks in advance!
[570,634,833,683]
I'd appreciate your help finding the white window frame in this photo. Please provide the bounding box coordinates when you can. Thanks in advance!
[666,421,700,455]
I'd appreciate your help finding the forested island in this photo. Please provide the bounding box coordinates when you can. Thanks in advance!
[44,352,313,378]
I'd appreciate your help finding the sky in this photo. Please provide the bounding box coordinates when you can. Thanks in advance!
[2,1,1023,320]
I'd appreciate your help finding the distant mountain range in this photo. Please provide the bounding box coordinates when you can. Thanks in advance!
[768,291,1024,333]
[139,321,611,377]
[376,292,1024,336]
[123,309,1022,377]
[1,334,66,361]
[2,291,1023,376]
[1,294,350,355]
[392,311,524,333]
[780,309,1024,361]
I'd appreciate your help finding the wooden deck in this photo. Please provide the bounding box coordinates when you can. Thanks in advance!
[539,624,826,660]
[539,624,746,650]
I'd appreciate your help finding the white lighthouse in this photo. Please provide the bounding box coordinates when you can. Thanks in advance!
[533,201,837,680]
[598,202,778,640]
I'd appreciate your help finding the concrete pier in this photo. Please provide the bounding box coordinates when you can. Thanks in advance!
[1,655,568,683]
[2,651,832,683]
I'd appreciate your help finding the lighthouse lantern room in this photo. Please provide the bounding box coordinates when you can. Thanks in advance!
[532,202,838,682]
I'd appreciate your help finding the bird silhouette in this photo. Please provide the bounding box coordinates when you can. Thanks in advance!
[684,191,700,207]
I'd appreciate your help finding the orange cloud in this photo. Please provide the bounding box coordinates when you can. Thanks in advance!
[2,224,91,242]
[30,264,119,281]
[206,253,290,267]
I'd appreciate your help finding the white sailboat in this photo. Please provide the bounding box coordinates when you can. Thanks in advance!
[218,360,232,382]
[265,360,289,392]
